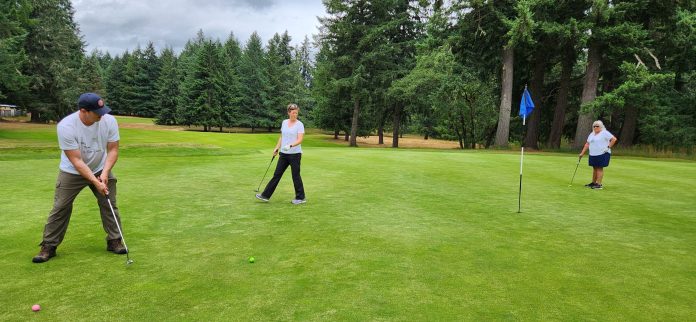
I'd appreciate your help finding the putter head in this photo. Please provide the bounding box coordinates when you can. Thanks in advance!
[126,259,134,265]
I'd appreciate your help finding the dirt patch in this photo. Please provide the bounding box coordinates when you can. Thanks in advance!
[1,120,462,149]
[0,120,53,130]
[0,118,185,131]
[118,122,185,131]
[328,135,461,149]
[119,122,269,133]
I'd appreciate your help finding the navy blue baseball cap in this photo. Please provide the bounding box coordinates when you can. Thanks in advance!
[77,93,111,116]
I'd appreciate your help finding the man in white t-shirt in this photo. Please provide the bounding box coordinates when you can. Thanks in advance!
[33,93,128,263]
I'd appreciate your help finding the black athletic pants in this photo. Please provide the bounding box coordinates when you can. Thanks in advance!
[262,152,305,200]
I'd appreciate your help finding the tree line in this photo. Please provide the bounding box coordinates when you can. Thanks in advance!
[312,0,696,151]
[1,0,313,132]
[2,0,695,151]
[102,31,313,132]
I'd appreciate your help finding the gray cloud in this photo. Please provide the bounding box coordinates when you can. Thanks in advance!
[194,0,276,10]
[73,0,325,55]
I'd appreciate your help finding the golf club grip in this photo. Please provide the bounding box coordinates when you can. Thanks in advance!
[97,177,111,196]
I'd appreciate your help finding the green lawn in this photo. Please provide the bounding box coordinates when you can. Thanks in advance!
[1,117,694,321]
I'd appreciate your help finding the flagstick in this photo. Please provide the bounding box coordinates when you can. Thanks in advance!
[518,115,525,213]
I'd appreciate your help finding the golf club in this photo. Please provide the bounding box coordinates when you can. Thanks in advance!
[105,192,133,266]
[568,155,582,187]
[255,155,276,192]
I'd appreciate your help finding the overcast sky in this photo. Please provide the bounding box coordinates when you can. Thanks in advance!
[72,0,327,55]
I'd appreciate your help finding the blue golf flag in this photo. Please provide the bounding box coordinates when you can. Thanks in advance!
[517,87,535,213]
[519,88,535,118]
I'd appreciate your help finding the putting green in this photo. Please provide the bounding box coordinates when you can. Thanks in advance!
[1,117,694,320]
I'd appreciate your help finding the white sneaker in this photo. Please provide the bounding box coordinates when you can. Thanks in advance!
[255,194,269,202]
[291,199,306,204]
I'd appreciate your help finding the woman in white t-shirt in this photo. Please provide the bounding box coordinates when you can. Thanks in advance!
[579,120,617,189]
[256,104,306,204]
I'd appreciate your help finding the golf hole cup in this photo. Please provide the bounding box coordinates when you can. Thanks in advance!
[32,304,41,312]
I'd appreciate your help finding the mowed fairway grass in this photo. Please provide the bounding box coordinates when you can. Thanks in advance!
[1,117,694,321]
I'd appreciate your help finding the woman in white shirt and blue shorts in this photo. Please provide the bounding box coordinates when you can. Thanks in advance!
[579,120,618,190]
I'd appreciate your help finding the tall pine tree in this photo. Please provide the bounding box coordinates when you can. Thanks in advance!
[238,32,271,132]
[0,0,32,102]
[22,0,84,121]
[154,47,179,125]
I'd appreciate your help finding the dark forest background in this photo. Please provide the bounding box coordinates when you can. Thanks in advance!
[2,0,694,152]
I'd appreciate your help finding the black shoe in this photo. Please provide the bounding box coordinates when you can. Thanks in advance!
[591,184,603,190]
[32,245,57,263]
[584,182,597,188]
[107,238,128,254]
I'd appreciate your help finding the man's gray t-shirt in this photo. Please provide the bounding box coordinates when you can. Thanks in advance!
[57,112,120,174]
[281,119,304,154]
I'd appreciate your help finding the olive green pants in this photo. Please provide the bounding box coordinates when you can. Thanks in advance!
[40,171,123,247]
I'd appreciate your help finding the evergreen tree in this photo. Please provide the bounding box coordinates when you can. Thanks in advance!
[265,33,289,127]
[95,50,113,79]
[289,37,315,124]
[522,0,570,150]
[179,39,227,131]
[311,41,353,139]
[403,1,450,141]
[1,0,692,152]
[0,0,32,102]
[120,48,140,115]
[105,54,127,114]
[220,32,244,129]
[154,47,179,125]
[140,42,161,117]
[297,36,314,89]
[584,1,696,150]
[573,0,649,148]
[176,32,206,127]
[78,52,104,94]
[450,0,528,147]
[377,0,420,147]
[238,32,271,132]
[263,31,304,128]
[119,43,161,117]
[22,0,84,121]
[392,45,496,149]
[223,32,243,69]
[546,12,584,148]
[320,0,378,147]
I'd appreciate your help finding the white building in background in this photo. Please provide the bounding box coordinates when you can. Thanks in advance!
[0,104,24,117]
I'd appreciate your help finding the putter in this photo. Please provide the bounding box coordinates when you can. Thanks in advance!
[105,193,133,266]
[568,155,582,186]
[255,155,276,192]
